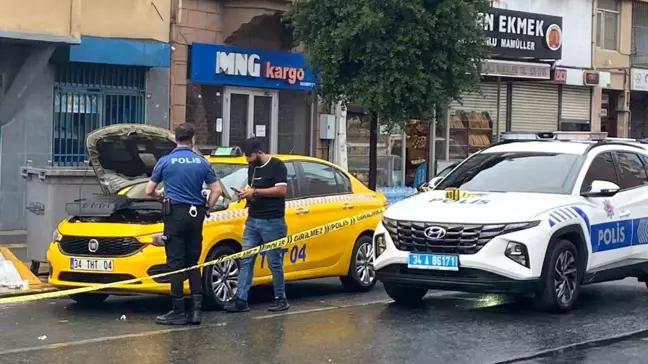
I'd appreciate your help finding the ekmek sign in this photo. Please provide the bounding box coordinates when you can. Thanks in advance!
[190,43,316,90]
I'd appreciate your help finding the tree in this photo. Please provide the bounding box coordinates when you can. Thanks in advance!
[287,0,490,190]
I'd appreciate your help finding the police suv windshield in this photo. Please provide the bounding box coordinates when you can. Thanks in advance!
[435,152,585,195]
[124,163,248,198]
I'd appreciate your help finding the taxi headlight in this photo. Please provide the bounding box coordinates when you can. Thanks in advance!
[374,234,387,258]
[52,229,62,242]
[137,233,165,247]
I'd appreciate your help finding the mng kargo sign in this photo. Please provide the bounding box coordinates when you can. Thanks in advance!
[190,43,317,90]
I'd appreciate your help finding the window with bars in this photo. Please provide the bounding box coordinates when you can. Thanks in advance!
[597,0,619,51]
[632,2,648,66]
[52,63,147,165]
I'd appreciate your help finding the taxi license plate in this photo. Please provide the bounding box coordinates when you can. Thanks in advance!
[70,258,114,272]
[408,253,459,271]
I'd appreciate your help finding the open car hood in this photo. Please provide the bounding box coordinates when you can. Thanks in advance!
[86,124,180,195]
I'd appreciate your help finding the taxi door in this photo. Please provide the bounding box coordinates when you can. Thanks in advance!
[291,161,355,272]
[254,161,311,276]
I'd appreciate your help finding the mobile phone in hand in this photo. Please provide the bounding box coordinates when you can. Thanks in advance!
[231,187,242,194]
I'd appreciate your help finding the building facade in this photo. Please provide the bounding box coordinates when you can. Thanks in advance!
[0,0,172,236]
[413,0,594,174]
[169,0,318,157]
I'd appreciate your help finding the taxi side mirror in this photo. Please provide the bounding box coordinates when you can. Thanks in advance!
[429,176,443,188]
[581,180,620,198]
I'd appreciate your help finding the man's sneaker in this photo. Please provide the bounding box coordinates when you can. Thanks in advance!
[224,298,249,313]
[268,297,290,312]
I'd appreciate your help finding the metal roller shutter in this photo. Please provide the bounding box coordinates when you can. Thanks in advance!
[511,83,559,132]
[561,86,591,122]
[449,82,507,136]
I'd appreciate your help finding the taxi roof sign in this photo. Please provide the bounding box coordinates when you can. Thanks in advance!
[210,146,243,157]
[500,131,609,141]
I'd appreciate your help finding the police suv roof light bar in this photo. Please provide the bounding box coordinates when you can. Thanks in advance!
[499,131,608,141]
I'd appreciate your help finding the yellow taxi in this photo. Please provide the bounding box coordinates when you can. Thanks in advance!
[47,124,385,308]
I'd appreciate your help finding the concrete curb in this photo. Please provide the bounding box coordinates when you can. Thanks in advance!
[493,327,648,363]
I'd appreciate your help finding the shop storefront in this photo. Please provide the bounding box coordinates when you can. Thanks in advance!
[188,43,316,155]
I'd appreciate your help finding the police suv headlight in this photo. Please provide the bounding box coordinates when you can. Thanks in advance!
[505,241,530,268]
[137,233,165,247]
[374,234,387,258]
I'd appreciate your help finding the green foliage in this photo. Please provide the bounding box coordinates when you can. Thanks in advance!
[286,0,490,126]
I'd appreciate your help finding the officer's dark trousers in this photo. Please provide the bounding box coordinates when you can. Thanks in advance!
[164,204,205,299]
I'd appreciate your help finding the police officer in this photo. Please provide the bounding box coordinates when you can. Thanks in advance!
[145,123,221,326]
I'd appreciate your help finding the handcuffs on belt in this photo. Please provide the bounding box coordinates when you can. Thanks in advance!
[189,205,198,218]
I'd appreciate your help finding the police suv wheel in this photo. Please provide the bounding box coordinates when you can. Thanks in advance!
[384,283,428,304]
[340,235,377,292]
[69,293,109,305]
[535,239,580,314]
[203,245,239,310]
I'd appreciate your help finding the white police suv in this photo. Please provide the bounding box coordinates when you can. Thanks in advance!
[374,131,648,313]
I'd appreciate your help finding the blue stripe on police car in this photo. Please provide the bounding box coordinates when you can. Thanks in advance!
[590,218,648,253]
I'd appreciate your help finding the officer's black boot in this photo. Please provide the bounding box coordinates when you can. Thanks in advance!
[156,298,187,325]
[187,294,202,325]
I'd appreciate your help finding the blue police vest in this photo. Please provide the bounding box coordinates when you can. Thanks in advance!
[150,146,216,205]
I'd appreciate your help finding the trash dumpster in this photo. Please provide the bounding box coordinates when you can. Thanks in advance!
[21,165,102,274]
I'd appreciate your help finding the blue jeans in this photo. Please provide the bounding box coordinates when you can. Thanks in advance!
[236,217,287,301]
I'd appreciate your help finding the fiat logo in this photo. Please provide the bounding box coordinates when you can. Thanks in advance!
[424,226,447,239]
[88,239,100,253]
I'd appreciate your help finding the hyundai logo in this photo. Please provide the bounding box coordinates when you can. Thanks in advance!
[88,239,99,253]
[424,226,447,239]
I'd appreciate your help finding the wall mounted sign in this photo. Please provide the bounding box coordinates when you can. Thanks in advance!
[584,71,600,86]
[482,59,551,79]
[479,8,563,60]
[190,43,317,90]
[631,68,648,91]
[553,68,567,84]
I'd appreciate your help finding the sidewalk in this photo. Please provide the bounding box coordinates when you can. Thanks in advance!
[0,245,56,299]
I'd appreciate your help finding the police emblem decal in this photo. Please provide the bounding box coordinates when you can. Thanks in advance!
[603,199,614,219]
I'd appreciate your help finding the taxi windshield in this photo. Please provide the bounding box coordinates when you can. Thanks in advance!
[124,162,248,198]
[435,152,585,195]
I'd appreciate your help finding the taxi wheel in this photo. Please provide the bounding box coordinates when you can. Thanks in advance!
[340,235,377,292]
[69,293,109,305]
[535,239,580,313]
[203,245,239,310]
[384,283,428,304]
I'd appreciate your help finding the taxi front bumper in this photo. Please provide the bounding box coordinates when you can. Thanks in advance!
[47,241,177,295]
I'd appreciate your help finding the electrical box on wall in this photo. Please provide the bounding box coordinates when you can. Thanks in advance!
[319,114,336,140]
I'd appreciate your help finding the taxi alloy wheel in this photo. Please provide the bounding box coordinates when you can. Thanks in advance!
[203,245,239,309]
[212,260,239,303]
[340,235,377,292]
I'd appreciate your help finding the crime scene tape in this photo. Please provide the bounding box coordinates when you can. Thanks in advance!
[0,208,385,305]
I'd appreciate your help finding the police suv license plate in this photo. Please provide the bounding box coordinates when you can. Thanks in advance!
[70,257,114,272]
[408,253,459,271]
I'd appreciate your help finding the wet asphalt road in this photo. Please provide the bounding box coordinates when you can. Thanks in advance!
[2,278,648,364]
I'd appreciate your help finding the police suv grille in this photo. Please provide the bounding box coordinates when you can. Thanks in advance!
[59,236,144,257]
[383,219,506,255]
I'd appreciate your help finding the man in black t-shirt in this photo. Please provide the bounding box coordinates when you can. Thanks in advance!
[224,137,289,312]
